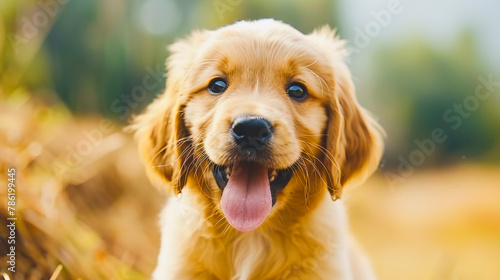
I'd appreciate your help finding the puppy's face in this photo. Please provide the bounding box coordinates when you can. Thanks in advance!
[133,20,383,233]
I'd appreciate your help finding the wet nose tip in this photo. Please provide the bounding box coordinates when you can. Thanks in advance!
[231,117,273,146]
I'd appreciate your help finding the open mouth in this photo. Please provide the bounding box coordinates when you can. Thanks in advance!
[212,161,293,232]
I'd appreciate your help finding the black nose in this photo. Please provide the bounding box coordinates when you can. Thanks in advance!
[231,117,273,148]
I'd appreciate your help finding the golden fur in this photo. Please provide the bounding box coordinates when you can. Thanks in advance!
[132,19,383,280]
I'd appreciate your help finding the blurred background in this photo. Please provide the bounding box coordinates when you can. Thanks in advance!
[1,0,499,279]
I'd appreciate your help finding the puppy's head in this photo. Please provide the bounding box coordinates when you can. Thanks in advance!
[133,19,383,232]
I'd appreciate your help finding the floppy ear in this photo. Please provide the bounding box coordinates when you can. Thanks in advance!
[309,26,384,200]
[129,30,209,194]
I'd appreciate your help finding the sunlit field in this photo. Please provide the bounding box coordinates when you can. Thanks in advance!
[349,166,500,280]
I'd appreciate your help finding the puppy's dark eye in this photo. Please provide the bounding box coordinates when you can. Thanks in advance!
[208,78,228,95]
[287,83,308,101]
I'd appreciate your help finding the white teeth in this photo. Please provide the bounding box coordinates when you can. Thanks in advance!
[269,169,277,182]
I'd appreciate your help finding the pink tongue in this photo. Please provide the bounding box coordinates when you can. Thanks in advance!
[220,161,272,232]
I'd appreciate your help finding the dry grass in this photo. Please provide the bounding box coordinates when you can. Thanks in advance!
[1,93,500,279]
[0,93,162,279]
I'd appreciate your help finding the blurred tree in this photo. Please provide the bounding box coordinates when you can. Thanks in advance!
[370,32,500,167]
[44,0,169,117]
[14,0,339,121]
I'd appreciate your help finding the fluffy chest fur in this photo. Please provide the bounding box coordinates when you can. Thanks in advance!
[152,189,356,280]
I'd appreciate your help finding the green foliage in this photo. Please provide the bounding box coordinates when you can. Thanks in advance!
[3,0,339,120]
[370,33,500,166]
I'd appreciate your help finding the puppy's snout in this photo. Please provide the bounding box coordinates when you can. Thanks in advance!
[231,117,273,148]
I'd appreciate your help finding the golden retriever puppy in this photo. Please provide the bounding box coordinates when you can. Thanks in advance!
[132,19,383,280]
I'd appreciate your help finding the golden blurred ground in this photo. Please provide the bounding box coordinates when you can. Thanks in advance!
[1,94,499,279]
[348,165,500,280]
[0,94,163,279]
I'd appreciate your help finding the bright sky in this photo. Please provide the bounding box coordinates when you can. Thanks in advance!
[339,0,500,72]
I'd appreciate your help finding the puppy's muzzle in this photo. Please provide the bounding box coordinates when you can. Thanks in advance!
[231,116,273,156]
